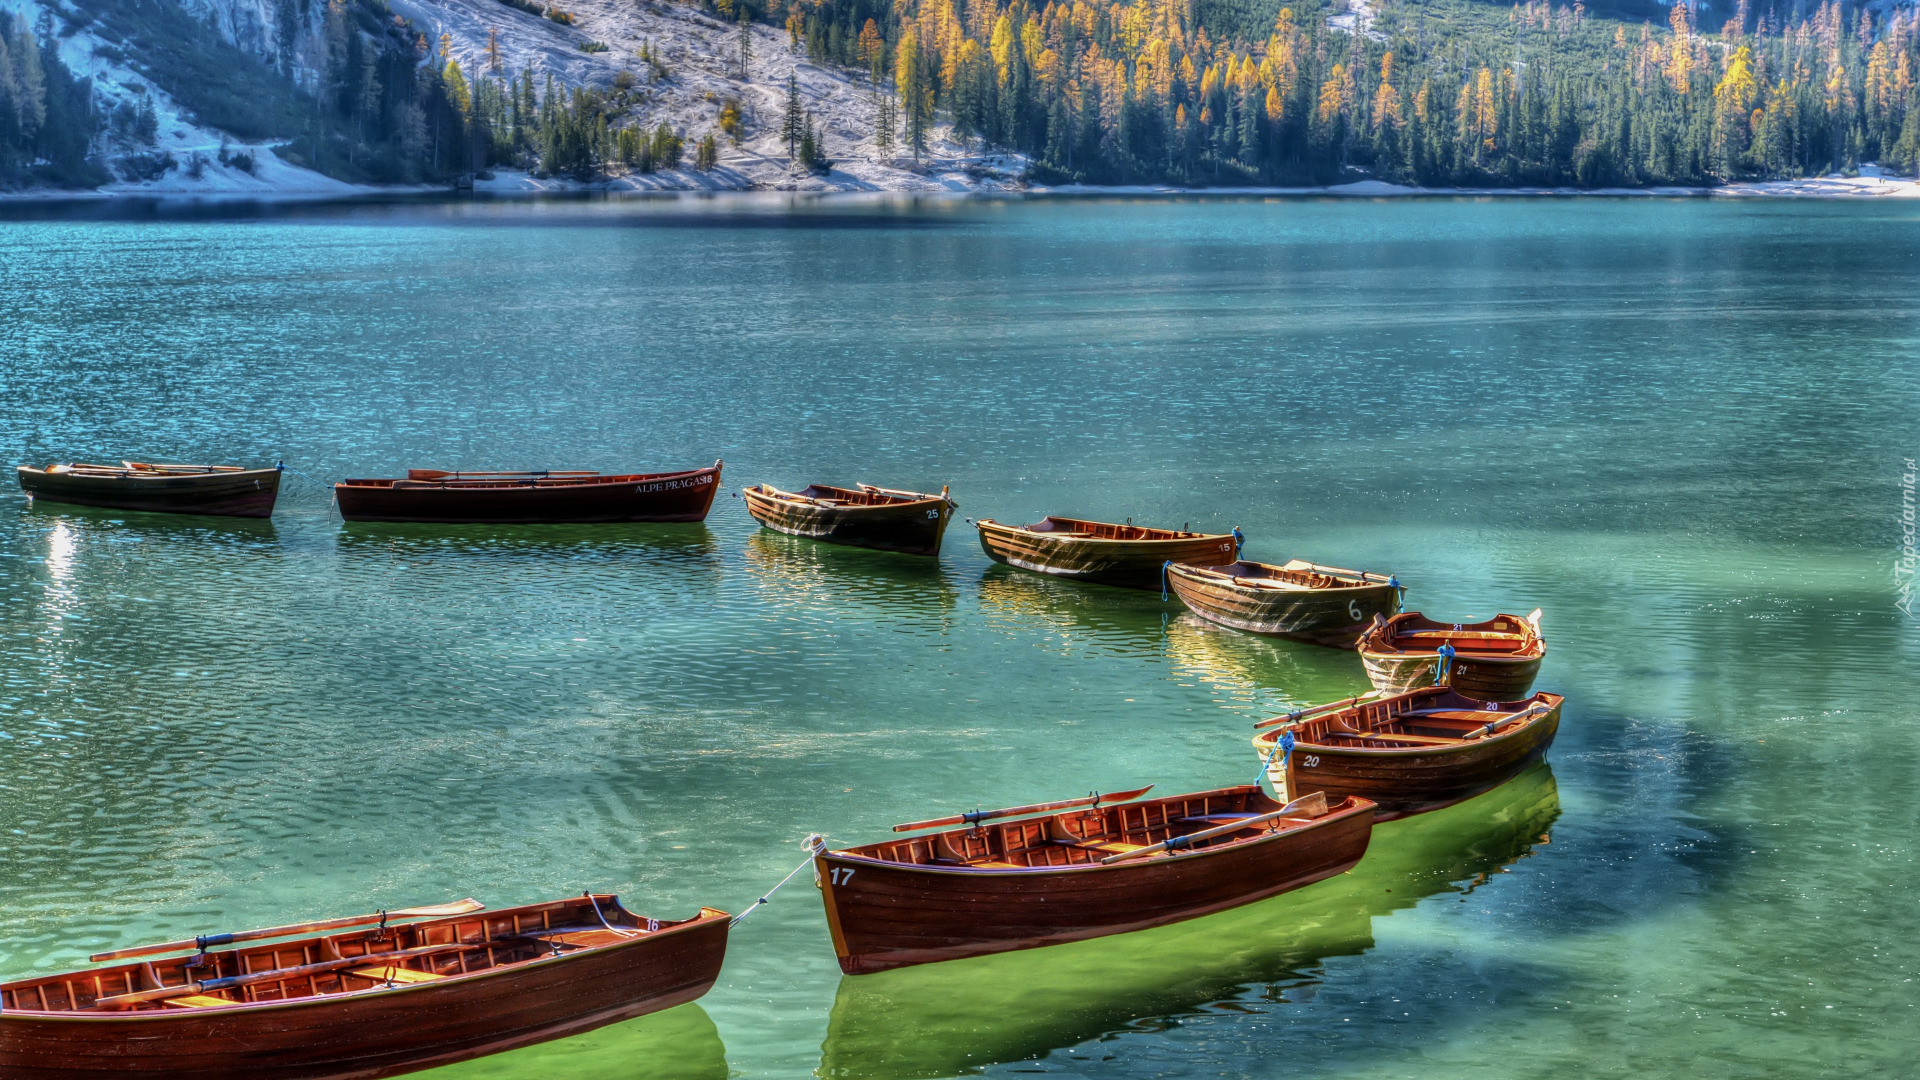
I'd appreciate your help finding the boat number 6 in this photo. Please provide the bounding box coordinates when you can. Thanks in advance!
[1302,755,1320,768]
[830,868,856,885]
[1347,599,1363,621]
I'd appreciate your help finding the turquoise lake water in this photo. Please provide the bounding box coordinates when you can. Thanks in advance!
[0,194,1915,1077]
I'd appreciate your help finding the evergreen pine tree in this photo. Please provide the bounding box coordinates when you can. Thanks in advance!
[738,9,755,81]
[781,74,805,159]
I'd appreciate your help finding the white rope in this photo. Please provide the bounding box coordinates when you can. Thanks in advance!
[731,834,828,927]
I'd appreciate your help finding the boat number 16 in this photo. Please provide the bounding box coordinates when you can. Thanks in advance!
[829,867,856,885]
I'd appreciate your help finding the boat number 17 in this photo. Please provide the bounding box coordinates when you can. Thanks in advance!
[829,868,856,885]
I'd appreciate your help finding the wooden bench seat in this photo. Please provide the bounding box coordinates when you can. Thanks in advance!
[1072,840,1146,855]
[163,994,235,1008]
[347,966,445,985]
[1353,732,1462,746]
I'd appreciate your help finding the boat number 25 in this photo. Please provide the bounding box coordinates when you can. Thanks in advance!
[925,509,941,519]
[829,867,856,885]
[1301,755,1320,768]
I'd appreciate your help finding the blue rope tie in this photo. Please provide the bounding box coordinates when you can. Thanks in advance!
[1387,575,1404,612]
[1434,642,1457,686]
[1231,526,1245,556]
[1161,560,1173,601]
[1254,726,1297,788]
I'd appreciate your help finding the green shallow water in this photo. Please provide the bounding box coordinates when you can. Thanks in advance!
[0,195,1915,1078]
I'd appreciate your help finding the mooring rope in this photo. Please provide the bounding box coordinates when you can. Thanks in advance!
[1161,560,1174,601]
[1254,726,1297,789]
[276,460,341,520]
[731,834,829,927]
[1433,642,1457,686]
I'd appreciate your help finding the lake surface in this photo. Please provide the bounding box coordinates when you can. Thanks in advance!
[1,194,1915,1078]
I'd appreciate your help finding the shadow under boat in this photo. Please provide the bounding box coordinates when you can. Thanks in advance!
[742,530,959,619]
[416,1001,726,1080]
[816,763,1561,1080]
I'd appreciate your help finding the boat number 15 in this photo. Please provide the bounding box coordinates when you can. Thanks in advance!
[829,868,856,885]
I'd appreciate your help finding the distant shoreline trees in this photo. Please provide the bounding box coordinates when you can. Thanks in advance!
[781,0,1920,186]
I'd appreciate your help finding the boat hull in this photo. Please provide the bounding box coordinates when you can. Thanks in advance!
[0,913,728,1080]
[18,467,280,519]
[1359,652,1542,698]
[816,800,1373,974]
[1258,696,1561,821]
[335,464,721,524]
[1166,562,1400,647]
[743,488,954,556]
[975,522,1238,591]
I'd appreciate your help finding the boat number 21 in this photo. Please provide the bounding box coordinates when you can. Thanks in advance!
[829,867,856,885]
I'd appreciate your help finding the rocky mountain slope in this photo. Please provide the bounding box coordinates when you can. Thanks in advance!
[1,0,1023,194]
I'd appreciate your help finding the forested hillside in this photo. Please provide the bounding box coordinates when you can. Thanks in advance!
[0,14,103,187]
[8,0,1920,190]
[784,0,1920,184]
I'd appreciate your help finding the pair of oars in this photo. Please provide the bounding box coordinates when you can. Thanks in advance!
[1100,791,1331,865]
[84,899,487,1010]
[890,786,1157,834]
[89,899,486,964]
[92,941,478,1010]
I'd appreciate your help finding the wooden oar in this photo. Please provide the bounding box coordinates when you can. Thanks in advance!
[1460,702,1551,739]
[89,899,485,963]
[90,941,477,1010]
[892,786,1155,833]
[1252,694,1385,731]
[1100,792,1330,865]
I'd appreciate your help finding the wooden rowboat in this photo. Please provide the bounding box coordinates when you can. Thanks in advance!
[1356,609,1545,698]
[815,785,1374,974]
[1250,687,1563,820]
[17,461,281,518]
[1165,559,1405,647]
[334,461,722,524]
[0,894,729,1080]
[743,482,957,556]
[974,517,1240,591]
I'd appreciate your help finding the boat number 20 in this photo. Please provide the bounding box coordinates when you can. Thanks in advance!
[1301,755,1320,768]
[829,867,856,885]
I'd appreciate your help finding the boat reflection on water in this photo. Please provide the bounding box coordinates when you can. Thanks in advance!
[816,764,1561,1080]
[336,521,724,569]
[19,497,281,544]
[1160,612,1374,718]
[975,563,1168,660]
[419,1002,726,1080]
[742,530,958,624]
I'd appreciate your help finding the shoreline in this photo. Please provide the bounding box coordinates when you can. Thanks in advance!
[7,172,1920,205]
